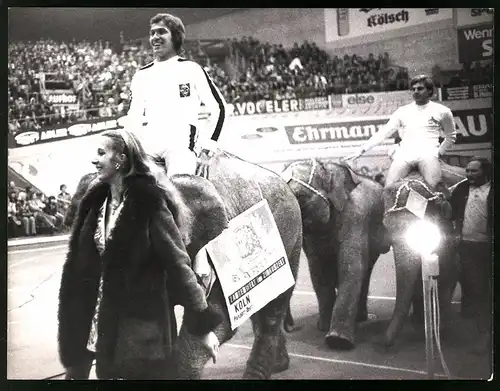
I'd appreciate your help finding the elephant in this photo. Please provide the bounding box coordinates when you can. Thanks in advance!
[281,158,391,350]
[65,150,303,379]
[377,162,466,348]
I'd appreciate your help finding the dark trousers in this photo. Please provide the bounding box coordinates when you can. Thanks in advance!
[458,240,492,334]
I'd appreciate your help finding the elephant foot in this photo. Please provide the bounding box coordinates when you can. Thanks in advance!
[272,355,290,374]
[372,334,396,352]
[325,330,355,351]
[242,369,268,380]
[243,359,272,379]
[285,322,303,332]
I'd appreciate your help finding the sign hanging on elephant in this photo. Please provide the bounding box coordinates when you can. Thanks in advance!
[206,200,295,330]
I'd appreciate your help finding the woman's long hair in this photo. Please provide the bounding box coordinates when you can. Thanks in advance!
[101,129,163,181]
[100,129,190,227]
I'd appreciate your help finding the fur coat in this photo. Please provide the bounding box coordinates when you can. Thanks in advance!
[58,174,222,379]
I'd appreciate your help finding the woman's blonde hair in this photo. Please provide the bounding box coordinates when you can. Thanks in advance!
[101,129,164,181]
[101,129,192,233]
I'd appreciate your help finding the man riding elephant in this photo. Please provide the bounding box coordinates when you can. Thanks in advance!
[341,74,464,348]
[345,74,457,200]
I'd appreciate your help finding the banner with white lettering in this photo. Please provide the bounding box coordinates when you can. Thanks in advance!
[455,8,493,28]
[282,108,491,147]
[457,23,493,63]
[44,91,79,109]
[227,96,333,116]
[453,108,492,144]
[205,200,295,330]
[9,116,125,148]
[341,90,414,108]
[284,118,393,146]
[440,84,492,101]
[324,8,452,42]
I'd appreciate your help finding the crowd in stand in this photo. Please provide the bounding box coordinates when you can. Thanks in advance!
[220,37,410,103]
[8,37,413,135]
[8,36,493,136]
[7,182,72,238]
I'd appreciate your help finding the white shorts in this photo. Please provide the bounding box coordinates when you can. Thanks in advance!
[162,149,198,176]
[393,145,439,166]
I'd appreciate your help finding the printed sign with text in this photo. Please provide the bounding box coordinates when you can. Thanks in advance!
[205,200,295,330]
[455,8,493,28]
[324,8,453,42]
[457,23,493,63]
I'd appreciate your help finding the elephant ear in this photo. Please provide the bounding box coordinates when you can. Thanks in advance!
[326,163,362,212]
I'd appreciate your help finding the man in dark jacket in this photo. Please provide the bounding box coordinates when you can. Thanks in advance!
[450,157,492,355]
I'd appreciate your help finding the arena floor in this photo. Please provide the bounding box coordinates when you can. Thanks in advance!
[7,239,492,380]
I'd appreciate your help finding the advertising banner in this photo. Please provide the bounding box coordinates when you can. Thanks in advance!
[471,83,493,99]
[455,8,494,28]
[9,116,126,148]
[341,90,413,109]
[457,23,493,63]
[453,108,492,144]
[227,96,333,116]
[324,8,453,42]
[205,200,295,330]
[44,91,79,109]
[225,91,413,117]
[440,84,493,101]
[282,108,492,147]
[284,118,392,146]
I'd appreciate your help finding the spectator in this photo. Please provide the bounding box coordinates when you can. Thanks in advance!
[27,191,57,233]
[8,191,23,238]
[450,157,492,355]
[8,181,18,196]
[57,184,72,216]
[18,199,37,236]
[44,195,65,230]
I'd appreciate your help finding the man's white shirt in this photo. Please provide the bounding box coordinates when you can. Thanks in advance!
[385,101,457,155]
[126,55,227,156]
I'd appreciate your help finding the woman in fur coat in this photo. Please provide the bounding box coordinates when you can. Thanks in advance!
[58,129,222,380]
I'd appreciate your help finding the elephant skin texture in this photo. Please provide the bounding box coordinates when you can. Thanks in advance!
[67,151,302,379]
[283,159,390,351]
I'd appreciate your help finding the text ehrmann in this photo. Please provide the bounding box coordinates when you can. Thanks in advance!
[291,123,386,143]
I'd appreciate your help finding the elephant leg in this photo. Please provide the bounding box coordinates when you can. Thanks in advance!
[303,233,337,332]
[357,249,378,322]
[174,284,235,380]
[284,238,304,333]
[379,242,421,348]
[325,230,368,351]
[409,278,425,337]
[243,293,289,379]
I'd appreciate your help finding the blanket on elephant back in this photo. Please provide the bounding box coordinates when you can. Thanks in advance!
[385,174,455,220]
[384,159,466,218]
[205,199,295,330]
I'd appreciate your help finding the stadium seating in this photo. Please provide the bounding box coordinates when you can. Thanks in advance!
[9,37,412,135]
